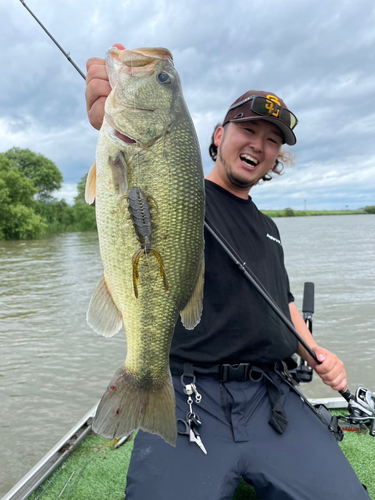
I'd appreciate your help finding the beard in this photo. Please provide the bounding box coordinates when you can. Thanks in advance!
[218,146,260,190]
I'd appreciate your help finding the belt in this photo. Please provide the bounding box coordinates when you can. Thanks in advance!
[170,361,276,381]
[171,361,288,434]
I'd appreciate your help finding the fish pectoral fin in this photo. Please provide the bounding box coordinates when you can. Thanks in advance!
[85,161,96,205]
[108,151,129,196]
[87,274,123,337]
[180,251,205,330]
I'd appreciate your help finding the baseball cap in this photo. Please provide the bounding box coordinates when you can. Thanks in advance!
[223,90,298,145]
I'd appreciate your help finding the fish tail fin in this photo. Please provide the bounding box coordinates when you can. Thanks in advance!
[92,366,177,446]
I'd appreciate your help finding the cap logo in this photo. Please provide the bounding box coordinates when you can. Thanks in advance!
[265,95,281,118]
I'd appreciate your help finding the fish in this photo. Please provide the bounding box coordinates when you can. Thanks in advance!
[85,46,205,446]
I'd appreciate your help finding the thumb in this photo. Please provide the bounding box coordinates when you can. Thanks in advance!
[311,346,326,366]
[112,43,125,50]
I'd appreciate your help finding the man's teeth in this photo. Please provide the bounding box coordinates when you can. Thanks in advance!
[240,154,258,166]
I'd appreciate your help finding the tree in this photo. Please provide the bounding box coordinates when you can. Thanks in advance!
[71,173,97,231]
[71,202,97,231]
[74,173,88,204]
[283,207,295,217]
[0,155,46,239]
[35,198,75,232]
[4,147,63,202]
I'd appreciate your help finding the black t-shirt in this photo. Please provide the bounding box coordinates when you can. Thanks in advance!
[170,179,298,367]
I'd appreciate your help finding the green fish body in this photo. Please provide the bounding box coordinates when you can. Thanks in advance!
[85,47,205,446]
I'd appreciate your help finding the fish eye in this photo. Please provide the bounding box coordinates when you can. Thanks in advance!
[157,72,171,84]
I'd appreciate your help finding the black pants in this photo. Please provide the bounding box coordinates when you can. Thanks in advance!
[125,372,370,500]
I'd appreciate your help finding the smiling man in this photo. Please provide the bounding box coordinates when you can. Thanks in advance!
[207,92,291,195]
[86,54,370,499]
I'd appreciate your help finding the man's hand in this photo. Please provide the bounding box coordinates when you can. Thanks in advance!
[310,346,347,392]
[85,43,125,130]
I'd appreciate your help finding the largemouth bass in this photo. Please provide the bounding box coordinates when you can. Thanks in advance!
[85,47,205,446]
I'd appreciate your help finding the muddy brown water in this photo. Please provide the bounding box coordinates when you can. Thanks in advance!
[1,215,374,496]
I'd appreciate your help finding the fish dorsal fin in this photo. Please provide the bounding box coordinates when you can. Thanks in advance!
[180,252,205,330]
[87,274,123,337]
[85,161,96,205]
[109,152,129,196]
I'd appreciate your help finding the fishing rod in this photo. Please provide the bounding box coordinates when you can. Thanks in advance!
[21,0,375,431]
[204,220,355,401]
[298,281,314,382]
[19,0,86,80]
[205,220,375,435]
[205,220,320,364]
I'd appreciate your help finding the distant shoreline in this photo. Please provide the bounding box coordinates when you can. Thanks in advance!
[261,208,371,217]
[1,208,373,241]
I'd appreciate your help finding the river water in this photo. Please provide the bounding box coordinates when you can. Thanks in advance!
[1,215,374,496]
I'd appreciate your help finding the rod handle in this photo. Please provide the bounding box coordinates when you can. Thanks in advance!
[302,282,315,314]
[339,388,353,402]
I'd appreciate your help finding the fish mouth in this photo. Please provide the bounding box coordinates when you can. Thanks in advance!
[105,112,138,144]
[105,104,154,145]
[122,103,154,113]
[117,47,173,67]
[114,129,137,144]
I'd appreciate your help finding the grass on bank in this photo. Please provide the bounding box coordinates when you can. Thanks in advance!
[262,207,369,218]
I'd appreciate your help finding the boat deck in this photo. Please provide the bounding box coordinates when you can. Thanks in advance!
[4,399,375,500]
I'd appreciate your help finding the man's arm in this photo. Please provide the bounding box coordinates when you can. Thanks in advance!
[289,302,347,392]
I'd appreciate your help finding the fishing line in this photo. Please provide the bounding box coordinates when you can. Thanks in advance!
[56,471,75,499]
[129,51,149,277]
[33,464,66,500]
[129,51,140,186]
[64,456,92,499]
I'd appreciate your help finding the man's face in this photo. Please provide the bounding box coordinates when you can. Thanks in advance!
[214,120,283,191]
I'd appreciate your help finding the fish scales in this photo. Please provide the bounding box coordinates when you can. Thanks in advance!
[86,46,205,446]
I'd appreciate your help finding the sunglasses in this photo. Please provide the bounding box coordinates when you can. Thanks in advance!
[229,95,298,130]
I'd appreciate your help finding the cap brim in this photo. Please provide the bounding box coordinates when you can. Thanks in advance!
[228,116,297,146]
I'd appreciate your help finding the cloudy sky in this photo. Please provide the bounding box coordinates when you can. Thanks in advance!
[1,0,374,210]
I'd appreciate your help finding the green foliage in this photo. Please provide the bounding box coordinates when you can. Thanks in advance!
[4,147,63,201]
[0,154,46,239]
[32,173,96,233]
[72,173,97,231]
[75,173,88,204]
[364,205,375,214]
[71,202,97,231]
[283,207,295,217]
[0,146,98,239]
[262,209,367,218]
[35,199,76,233]
[3,204,46,240]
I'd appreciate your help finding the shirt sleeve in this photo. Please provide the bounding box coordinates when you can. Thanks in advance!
[286,273,295,303]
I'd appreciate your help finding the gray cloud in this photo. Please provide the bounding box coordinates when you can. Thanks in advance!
[1,0,374,207]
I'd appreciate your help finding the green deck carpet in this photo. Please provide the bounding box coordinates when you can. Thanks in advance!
[29,417,375,500]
